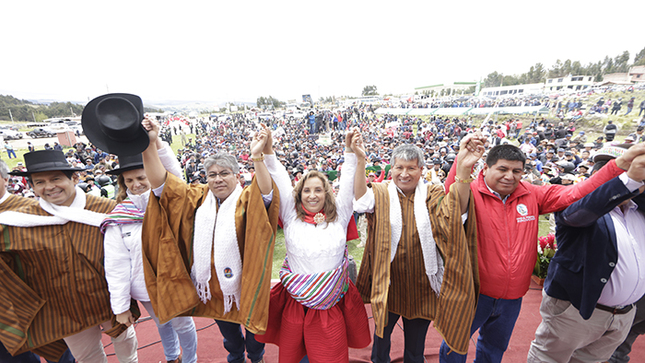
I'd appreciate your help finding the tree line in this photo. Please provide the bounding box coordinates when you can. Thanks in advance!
[0,95,84,122]
[483,46,645,88]
[256,95,285,110]
[0,94,165,122]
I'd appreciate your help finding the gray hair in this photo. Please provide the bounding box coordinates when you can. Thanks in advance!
[0,160,8,179]
[390,144,424,168]
[203,153,239,174]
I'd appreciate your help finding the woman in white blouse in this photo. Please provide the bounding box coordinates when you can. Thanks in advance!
[101,137,198,363]
[255,125,370,363]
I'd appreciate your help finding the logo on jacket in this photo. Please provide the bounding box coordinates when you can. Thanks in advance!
[516,203,535,223]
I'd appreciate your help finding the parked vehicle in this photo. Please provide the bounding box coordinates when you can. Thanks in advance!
[287,110,307,121]
[28,128,56,138]
[66,121,84,135]
[0,128,23,140]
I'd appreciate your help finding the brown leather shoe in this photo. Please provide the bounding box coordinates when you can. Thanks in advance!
[167,354,182,363]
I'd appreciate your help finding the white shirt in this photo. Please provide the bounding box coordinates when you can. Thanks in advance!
[265,153,357,274]
[104,142,184,314]
[597,174,645,307]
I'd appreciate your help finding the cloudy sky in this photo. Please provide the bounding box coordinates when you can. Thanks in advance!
[1,0,642,106]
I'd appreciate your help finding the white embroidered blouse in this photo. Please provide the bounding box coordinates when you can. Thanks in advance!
[264,153,357,274]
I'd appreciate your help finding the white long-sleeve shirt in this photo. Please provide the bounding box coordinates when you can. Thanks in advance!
[103,142,182,314]
[265,153,357,274]
[597,174,645,307]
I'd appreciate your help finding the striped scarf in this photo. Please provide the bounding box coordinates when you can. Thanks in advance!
[100,197,145,233]
[279,248,349,310]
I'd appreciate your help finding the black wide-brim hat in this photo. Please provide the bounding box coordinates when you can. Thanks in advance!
[82,93,149,156]
[106,154,144,175]
[9,150,85,176]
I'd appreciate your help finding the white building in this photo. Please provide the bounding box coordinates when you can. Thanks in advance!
[480,83,544,97]
[544,75,594,92]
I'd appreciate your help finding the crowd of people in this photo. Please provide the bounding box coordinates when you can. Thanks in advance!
[2,91,645,363]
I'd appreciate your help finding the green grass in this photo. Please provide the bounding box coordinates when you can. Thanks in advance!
[168,133,196,154]
[538,214,553,237]
[2,148,28,170]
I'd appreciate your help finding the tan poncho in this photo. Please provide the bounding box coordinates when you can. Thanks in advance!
[0,193,133,361]
[356,181,479,354]
[141,173,279,333]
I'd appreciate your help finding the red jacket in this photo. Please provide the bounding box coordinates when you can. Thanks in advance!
[446,160,624,299]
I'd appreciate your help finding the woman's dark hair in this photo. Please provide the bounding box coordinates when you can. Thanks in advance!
[485,144,526,167]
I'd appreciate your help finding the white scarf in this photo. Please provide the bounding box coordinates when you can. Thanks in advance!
[191,185,243,314]
[388,180,444,295]
[126,189,150,212]
[0,187,106,227]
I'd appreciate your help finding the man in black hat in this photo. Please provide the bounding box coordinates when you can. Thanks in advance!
[577,163,590,179]
[0,160,77,363]
[0,150,138,362]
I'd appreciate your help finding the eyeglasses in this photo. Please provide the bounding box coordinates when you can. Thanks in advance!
[207,171,233,179]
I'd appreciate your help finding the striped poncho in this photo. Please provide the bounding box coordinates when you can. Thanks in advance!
[279,248,350,310]
[100,198,145,233]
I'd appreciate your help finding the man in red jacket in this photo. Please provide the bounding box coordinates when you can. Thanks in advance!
[440,143,645,363]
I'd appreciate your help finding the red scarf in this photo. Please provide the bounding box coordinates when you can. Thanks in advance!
[302,205,325,225]
[278,206,359,241]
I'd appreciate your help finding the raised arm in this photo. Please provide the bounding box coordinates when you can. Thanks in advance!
[261,124,297,222]
[251,124,272,195]
[453,132,486,214]
[539,142,645,214]
[141,116,166,189]
[352,130,368,200]
[335,129,358,222]
[557,154,645,227]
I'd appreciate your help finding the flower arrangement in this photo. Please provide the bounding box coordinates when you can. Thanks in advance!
[534,233,557,279]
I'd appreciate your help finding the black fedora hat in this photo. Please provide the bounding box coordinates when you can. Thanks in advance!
[106,154,144,175]
[9,150,85,177]
[82,93,149,156]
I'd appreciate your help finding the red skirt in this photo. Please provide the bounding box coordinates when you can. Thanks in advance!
[255,280,371,363]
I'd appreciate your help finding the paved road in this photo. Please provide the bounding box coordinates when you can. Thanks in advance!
[4,133,89,151]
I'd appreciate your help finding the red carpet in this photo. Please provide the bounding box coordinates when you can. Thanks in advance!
[103,279,645,362]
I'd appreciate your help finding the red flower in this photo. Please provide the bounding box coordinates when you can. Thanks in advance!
[538,236,548,250]
[547,233,555,244]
